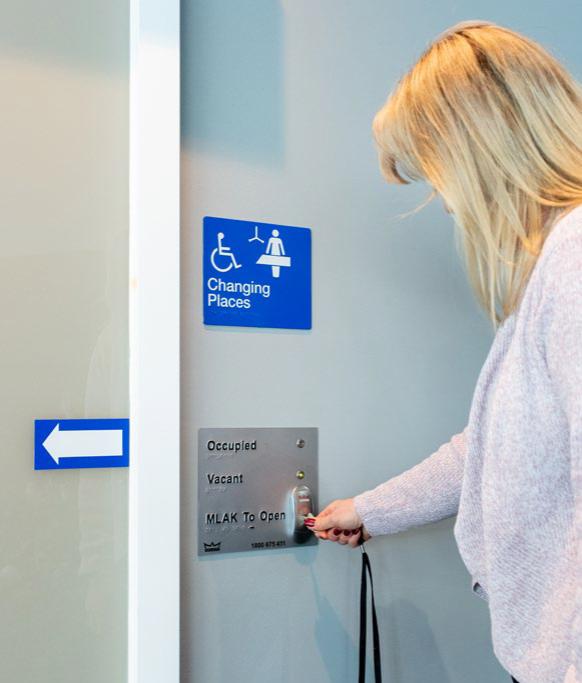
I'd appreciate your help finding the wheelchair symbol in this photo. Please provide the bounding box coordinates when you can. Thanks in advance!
[211,232,242,272]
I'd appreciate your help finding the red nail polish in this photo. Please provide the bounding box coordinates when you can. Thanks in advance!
[333,529,342,535]
[304,518,315,527]
[353,528,360,534]
[343,529,352,536]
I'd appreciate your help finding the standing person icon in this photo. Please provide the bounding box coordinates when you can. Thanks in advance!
[266,230,285,278]
[256,228,292,277]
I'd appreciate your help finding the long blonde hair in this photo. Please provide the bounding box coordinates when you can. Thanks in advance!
[373,20,582,325]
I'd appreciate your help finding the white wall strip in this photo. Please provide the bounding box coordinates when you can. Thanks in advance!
[128,1,180,682]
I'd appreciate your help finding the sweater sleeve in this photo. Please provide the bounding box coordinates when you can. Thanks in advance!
[538,231,582,683]
[353,429,468,537]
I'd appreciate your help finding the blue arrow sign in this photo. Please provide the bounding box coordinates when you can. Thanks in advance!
[203,216,312,330]
[34,419,130,470]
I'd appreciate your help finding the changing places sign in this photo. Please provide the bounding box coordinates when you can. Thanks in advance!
[203,216,312,330]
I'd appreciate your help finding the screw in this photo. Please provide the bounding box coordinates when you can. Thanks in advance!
[296,439,305,448]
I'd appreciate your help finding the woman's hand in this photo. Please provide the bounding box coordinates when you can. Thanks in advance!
[306,498,371,548]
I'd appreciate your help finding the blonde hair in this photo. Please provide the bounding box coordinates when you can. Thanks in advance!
[373,21,582,325]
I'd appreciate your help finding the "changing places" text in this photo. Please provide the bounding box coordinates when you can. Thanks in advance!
[207,277,270,309]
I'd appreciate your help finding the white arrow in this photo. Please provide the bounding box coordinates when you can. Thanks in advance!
[42,423,124,465]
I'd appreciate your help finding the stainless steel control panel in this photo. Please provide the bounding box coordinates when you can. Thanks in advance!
[198,427,318,555]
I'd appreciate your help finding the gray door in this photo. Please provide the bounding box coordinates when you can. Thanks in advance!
[0,2,129,681]
[181,4,582,682]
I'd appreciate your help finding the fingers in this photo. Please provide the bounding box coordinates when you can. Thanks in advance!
[309,498,362,533]
[337,528,359,546]
[348,529,363,548]
[306,498,367,548]
[314,527,362,547]
[312,503,340,530]
[312,512,341,532]
[313,527,341,541]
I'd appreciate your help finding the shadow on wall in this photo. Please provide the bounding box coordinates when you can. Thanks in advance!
[309,566,359,682]
[310,569,450,683]
[181,0,285,165]
[385,598,451,683]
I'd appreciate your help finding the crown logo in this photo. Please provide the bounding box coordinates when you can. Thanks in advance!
[204,542,221,552]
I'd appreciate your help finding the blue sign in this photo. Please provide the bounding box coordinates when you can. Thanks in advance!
[203,217,312,330]
[35,418,130,470]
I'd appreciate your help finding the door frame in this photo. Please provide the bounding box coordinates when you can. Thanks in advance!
[128,1,180,681]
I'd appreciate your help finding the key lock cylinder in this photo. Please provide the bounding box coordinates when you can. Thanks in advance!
[288,484,316,543]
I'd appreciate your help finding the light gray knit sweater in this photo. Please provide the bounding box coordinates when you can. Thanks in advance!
[354,206,582,683]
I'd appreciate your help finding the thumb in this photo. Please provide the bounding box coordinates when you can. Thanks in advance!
[309,498,362,532]
[312,509,342,532]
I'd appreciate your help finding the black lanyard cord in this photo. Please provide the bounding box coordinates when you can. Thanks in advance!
[359,543,382,683]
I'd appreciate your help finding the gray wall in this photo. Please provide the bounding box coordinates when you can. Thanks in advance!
[181,3,582,682]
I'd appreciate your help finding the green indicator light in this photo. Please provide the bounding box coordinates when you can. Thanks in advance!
[296,470,305,480]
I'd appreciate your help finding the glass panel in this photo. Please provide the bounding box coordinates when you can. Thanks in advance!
[0,2,129,681]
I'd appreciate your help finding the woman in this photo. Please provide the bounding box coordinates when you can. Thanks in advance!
[305,21,582,683]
